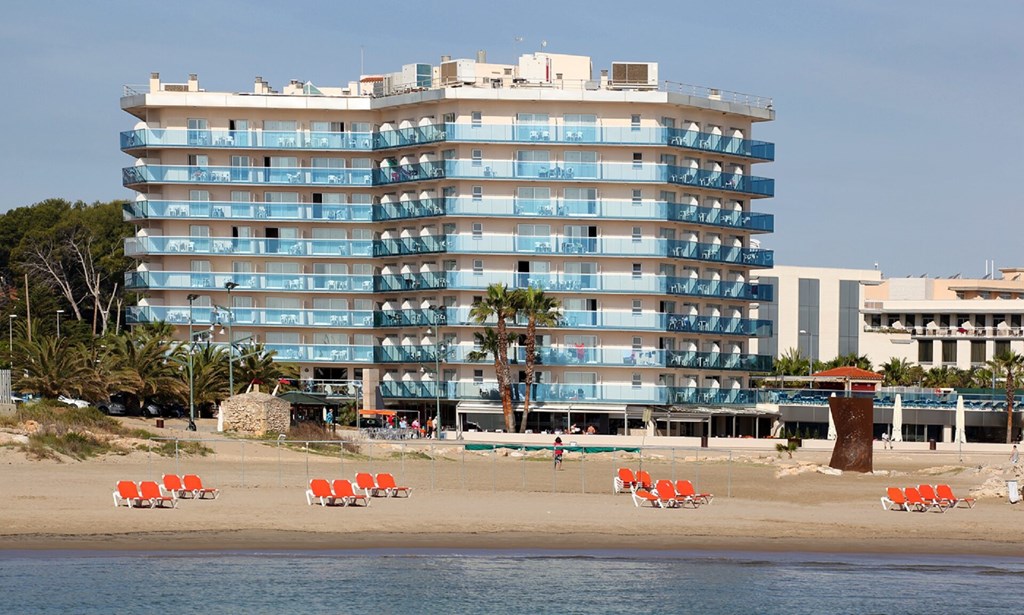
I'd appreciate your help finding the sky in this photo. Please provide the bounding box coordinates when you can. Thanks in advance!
[1,0,1021,278]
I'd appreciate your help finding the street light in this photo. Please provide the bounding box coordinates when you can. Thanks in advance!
[8,314,16,364]
[427,305,447,438]
[799,328,814,383]
[223,281,239,396]
[186,294,199,431]
[56,309,65,338]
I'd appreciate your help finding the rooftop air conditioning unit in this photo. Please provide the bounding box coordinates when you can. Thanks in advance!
[609,62,658,90]
[440,60,476,86]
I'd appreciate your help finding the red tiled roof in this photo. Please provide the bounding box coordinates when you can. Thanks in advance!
[811,366,883,380]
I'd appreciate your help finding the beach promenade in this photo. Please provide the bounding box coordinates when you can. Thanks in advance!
[2,418,1022,556]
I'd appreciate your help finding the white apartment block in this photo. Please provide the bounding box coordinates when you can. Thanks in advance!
[119,51,776,433]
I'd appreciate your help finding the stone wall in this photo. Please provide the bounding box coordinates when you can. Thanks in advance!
[221,392,290,437]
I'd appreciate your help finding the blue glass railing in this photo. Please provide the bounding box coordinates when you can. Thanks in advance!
[374,198,446,221]
[443,235,772,267]
[373,235,446,257]
[380,380,766,405]
[125,271,376,293]
[122,161,773,197]
[442,160,774,197]
[122,200,373,222]
[264,344,376,363]
[125,236,375,258]
[126,305,377,328]
[125,269,771,301]
[123,164,374,187]
[443,197,773,232]
[120,129,375,151]
[120,124,773,162]
[445,124,774,161]
[761,388,1024,410]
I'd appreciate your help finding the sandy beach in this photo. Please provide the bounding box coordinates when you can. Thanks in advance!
[2,418,1022,556]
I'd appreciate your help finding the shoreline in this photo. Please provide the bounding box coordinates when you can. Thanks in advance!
[2,529,1022,557]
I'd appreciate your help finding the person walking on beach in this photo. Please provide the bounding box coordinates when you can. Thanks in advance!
[1011,444,1020,466]
[326,408,335,434]
[553,437,564,470]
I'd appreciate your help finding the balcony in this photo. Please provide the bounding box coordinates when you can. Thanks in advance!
[125,236,375,258]
[120,128,375,151]
[864,325,1024,339]
[120,124,773,162]
[372,161,446,185]
[126,305,376,329]
[123,200,373,222]
[443,235,772,267]
[125,271,376,293]
[373,235,446,257]
[443,197,773,233]
[123,164,373,187]
[374,198,446,221]
[444,124,774,161]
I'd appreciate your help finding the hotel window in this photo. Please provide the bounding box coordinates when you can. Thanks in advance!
[633,299,642,315]
[472,186,483,201]
[472,149,482,166]
[660,117,676,129]
[473,260,483,274]
[632,189,642,205]
[187,118,209,145]
[442,113,456,124]
[633,263,642,278]
[971,341,986,364]
[473,369,484,384]
[189,225,210,238]
[311,121,343,134]
[189,190,210,202]
[472,223,483,238]
[631,114,641,130]
[941,341,956,363]
[995,340,1010,357]
[659,190,676,203]
[632,152,643,168]
[471,111,482,126]
[563,151,597,178]
[632,373,642,387]
[230,191,251,203]
[632,226,642,241]
[632,337,643,351]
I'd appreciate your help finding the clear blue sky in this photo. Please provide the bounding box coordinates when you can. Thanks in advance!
[2,0,1021,277]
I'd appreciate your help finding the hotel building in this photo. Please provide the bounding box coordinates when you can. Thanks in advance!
[119,52,776,433]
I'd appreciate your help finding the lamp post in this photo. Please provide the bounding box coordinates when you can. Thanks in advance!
[428,305,446,438]
[56,309,65,338]
[186,294,199,431]
[223,281,239,396]
[799,328,814,381]
[8,314,16,365]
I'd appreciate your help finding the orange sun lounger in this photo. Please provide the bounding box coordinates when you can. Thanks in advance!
[113,481,148,508]
[936,484,976,509]
[139,480,177,508]
[613,468,638,494]
[631,488,661,508]
[675,480,713,505]
[635,470,653,492]
[182,474,219,499]
[904,486,948,512]
[375,473,412,498]
[306,479,340,506]
[881,486,910,511]
[918,484,954,509]
[332,479,370,507]
[354,472,381,497]
[162,474,188,498]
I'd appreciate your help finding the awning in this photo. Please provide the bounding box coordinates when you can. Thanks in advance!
[359,409,397,416]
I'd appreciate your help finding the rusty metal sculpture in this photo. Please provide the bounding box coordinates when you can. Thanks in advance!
[828,396,874,473]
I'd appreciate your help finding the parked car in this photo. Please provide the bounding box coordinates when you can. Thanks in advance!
[97,399,128,415]
[57,395,91,408]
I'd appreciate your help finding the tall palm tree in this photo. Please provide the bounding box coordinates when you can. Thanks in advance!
[14,333,97,399]
[106,327,187,409]
[469,284,518,431]
[880,357,914,386]
[232,344,298,393]
[987,351,1024,443]
[772,347,810,380]
[467,328,516,428]
[511,287,561,433]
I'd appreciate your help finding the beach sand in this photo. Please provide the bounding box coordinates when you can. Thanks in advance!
[2,419,1022,555]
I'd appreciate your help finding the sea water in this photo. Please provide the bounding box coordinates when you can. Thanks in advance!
[0,549,1020,614]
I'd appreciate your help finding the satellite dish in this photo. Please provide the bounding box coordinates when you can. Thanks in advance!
[540,40,548,48]
[514,36,523,43]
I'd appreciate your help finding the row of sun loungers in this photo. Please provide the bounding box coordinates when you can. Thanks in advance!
[613,468,713,509]
[306,473,412,507]
[881,484,975,513]
[112,474,219,509]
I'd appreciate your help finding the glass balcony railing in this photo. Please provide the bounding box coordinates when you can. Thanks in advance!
[443,235,772,267]
[443,197,773,232]
[445,124,774,161]
[125,236,375,258]
[374,198,446,221]
[120,129,375,151]
[126,305,376,328]
[120,124,774,162]
[443,161,774,198]
[125,269,771,302]
[125,271,376,293]
[373,235,446,257]
[122,161,773,197]
[264,344,376,363]
[122,200,373,222]
[381,380,767,405]
[123,164,374,187]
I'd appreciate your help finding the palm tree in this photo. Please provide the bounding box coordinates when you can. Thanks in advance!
[880,357,915,386]
[824,353,873,371]
[511,287,562,433]
[106,327,187,409]
[987,351,1024,443]
[467,328,516,426]
[232,343,298,393]
[772,348,810,380]
[469,284,518,431]
[14,332,97,399]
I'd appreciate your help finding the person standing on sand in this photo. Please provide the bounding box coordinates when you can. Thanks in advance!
[1011,444,1020,466]
[553,437,564,469]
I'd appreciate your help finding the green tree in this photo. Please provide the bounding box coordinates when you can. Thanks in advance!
[13,328,98,399]
[511,287,562,433]
[986,351,1024,443]
[105,326,187,409]
[467,328,515,421]
[772,348,810,379]
[469,284,518,431]
[232,344,298,393]
[880,357,915,386]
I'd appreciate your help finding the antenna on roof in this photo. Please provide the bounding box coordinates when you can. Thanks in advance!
[540,40,548,48]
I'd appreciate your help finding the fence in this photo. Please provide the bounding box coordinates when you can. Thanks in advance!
[146,437,735,498]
